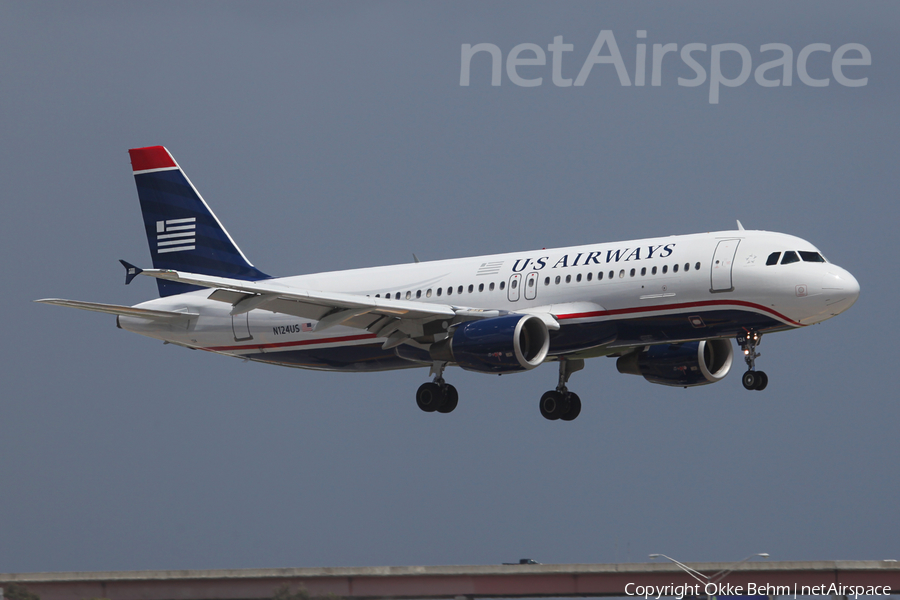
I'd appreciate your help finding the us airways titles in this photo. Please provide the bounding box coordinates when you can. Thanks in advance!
[511,243,676,272]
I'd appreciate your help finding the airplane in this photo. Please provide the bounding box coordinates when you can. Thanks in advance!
[37,146,860,421]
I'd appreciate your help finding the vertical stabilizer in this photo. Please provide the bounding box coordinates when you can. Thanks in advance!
[128,146,269,297]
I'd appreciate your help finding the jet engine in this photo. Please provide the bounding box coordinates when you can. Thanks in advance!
[616,339,733,387]
[430,314,550,374]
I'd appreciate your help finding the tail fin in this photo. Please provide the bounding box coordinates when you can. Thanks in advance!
[128,146,269,297]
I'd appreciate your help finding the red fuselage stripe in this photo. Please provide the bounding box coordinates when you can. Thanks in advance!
[556,299,802,326]
[202,300,800,353]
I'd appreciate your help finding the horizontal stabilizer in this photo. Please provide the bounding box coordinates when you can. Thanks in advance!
[35,299,197,320]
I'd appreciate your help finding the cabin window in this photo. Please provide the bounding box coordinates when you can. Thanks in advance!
[609,271,615,279]
[619,270,625,278]
[490,282,495,291]
[500,281,505,290]
[416,290,422,298]
[673,264,679,273]
[652,266,657,275]
[629,268,635,277]
[426,289,432,298]
[640,267,646,276]
[576,273,582,282]
[375,294,380,298]
[527,278,534,287]
[458,285,464,294]
[510,280,517,289]
[662,265,668,274]
[566,275,571,283]
[447,287,453,295]
[468,284,474,293]
[800,251,826,263]
[766,252,781,266]
[695,262,701,270]
[587,272,592,281]
[544,277,550,286]
[437,288,442,296]
[406,291,412,299]
[478,283,484,292]
[781,251,800,265]
[598,271,604,280]
[555,275,561,284]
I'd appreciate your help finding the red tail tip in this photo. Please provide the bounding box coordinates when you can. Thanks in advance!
[129,146,177,172]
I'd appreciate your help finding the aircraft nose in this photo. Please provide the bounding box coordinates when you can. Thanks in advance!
[823,267,860,314]
[844,271,860,304]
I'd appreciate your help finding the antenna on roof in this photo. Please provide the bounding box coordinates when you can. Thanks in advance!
[736,220,745,231]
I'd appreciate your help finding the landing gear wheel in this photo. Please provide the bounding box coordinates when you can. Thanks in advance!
[559,392,581,421]
[742,371,768,391]
[742,371,758,391]
[437,384,458,413]
[416,382,444,412]
[539,391,564,421]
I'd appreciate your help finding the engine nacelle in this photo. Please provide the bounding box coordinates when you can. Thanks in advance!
[430,314,550,374]
[616,339,733,387]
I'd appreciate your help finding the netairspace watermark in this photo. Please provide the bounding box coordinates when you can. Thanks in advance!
[460,30,871,103]
[624,582,892,599]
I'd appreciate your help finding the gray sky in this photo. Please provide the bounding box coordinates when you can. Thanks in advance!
[2,1,898,573]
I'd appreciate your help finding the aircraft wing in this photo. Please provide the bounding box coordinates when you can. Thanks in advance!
[136,268,503,347]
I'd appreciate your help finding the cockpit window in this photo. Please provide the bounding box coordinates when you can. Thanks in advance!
[766,252,781,266]
[781,251,800,265]
[799,251,826,263]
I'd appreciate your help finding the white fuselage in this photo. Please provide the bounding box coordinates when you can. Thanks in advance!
[120,229,859,372]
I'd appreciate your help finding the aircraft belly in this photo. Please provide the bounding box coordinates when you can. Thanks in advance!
[606,308,789,347]
[548,322,617,355]
[242,343,422,372]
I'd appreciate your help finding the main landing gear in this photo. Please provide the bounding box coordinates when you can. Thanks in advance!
[416,362,459,414]
[738,332,768,391]
[539,358,585,421]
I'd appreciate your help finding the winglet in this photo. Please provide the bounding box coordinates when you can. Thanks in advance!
[119,260,143,285]
[736,220,745,231]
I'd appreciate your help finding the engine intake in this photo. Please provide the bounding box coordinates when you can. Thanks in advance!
[430,314,550,374]
[616,339,733,387]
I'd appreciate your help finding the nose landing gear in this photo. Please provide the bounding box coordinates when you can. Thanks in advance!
[416,362,459,414]
[539,358,584,421]
[738,332,768,391]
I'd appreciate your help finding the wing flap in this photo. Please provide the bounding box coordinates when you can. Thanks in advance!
[207,290,333,321]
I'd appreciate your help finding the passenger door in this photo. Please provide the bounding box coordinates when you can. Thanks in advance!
[232,313,253,341]
[710,239,740,292]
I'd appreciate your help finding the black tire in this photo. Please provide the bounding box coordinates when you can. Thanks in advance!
[539,391,564,420]
[437,384,459,413]
[560,392,582,421]
[754,371,768,391]
[416,382,444,412]
[741,371,758,390]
